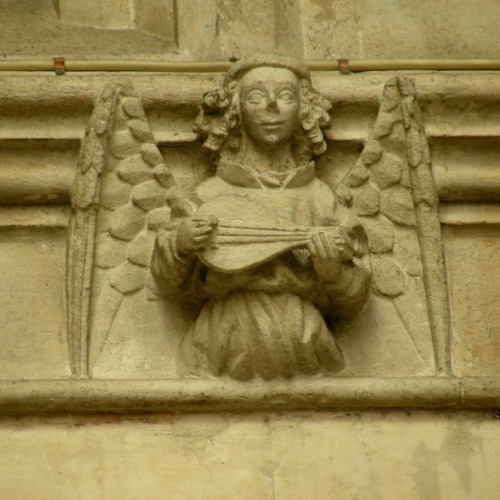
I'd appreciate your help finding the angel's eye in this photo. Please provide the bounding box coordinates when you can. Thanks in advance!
[278,90,296,104]
[245,91,265,105]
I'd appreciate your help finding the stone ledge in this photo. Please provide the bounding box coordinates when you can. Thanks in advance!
[0,378,498,415]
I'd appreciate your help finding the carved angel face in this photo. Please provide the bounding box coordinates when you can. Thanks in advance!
[239,67,301,147]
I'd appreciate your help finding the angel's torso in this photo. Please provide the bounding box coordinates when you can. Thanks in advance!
[192,160,345,306]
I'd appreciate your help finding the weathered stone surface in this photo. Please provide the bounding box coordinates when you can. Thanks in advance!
[0,5,499,500]
[148,206,171,231]
[147,60,372,381]
[353,184,380,216]
[94,233,128,269]
[120,97,144,119]
[128,231,156,267]
[374,112,397,138]
[131,180,166,211]
[99,173,131,210]
[361,139,382,166]
[141,143,164,166]
[400,163,411,188]
[109,261,145,293]
[0,228,70,379]
[371,255,406,297]
[361,215,395,253]
[393,226,422,276]
[335,183,352,207]
[128,119,152,142]
[381,186,416,226]
[301,0,500,60]
[108,203,146,241]
[445,225,500,377]
[109,129,141,159]
[0,411,499,499]
[154,164,174,188]
[343,162,370,187]
[72,165,100,210]
[56,0,138,30]
[116,154,154,185]
[372,152,403,188]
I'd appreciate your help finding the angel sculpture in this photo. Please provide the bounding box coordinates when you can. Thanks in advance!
[69,55,447,380]
[150,57,371,380]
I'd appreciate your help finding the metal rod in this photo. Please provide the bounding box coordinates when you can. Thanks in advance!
[0,59,499,73]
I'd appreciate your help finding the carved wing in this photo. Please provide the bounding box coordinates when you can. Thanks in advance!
[70,83,195,375]
[334,77,449,374]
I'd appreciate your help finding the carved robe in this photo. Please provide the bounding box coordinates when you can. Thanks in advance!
[151,160,370,380]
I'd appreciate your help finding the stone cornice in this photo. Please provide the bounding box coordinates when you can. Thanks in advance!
[0,378,498,415]
[0,72,498,205]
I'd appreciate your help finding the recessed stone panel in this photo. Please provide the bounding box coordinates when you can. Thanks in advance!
[0,227,69,379]
[445,224,500,376]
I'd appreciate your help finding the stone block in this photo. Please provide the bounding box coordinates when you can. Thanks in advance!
[0,412,498,499]
[56,0,133,29]
[445,225,500,376]
[0,228,69,379]
[133,0,176,40]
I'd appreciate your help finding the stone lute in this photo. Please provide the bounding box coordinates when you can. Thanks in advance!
[195,194,344,273]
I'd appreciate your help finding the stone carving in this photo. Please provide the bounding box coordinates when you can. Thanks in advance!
[68,55,448,380]
[150,57,372,380]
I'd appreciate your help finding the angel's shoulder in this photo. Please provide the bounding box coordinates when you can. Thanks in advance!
[308,177,338,204]
[194,175,232,202]
[311,177,334,192]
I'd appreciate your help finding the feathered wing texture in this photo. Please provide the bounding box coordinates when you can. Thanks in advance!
[67,84,119,377]
[71,77,449,378]
[70,83,196,376]
[335,77,449,374]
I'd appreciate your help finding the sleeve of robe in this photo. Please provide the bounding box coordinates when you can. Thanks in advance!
[150,227,207,306]
[322,202,372,319]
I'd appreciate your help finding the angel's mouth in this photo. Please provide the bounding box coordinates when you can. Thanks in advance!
[260,121,285,129]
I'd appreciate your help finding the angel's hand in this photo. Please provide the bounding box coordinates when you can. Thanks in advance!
[306,231,344,283]
[328,226,356,262]
[176,215,217,256]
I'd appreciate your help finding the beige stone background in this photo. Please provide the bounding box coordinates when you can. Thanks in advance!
[0,1,499,498]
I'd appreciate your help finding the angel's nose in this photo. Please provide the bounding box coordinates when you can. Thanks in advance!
[266,97,279,112]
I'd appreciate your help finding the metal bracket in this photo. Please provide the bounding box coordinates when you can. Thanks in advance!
[337,58,350,74]
[53,56,66,75]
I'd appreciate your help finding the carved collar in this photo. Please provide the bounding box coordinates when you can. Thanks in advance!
[216,159,316,189]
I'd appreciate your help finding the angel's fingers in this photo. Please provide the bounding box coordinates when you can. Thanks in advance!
[320,231,337,257]
[306,240,317,257]
[193,226,215,236]
[312,233,327,260]
[193,240,211,251]
[332,235,346,244]
[193,234,211,242]
[326,233,343,260]
[193,215,218,226]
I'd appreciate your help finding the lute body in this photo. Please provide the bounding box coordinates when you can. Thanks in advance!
[195,194,342,273]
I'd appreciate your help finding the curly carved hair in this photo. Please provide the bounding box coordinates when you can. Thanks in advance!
[194,66,332,165]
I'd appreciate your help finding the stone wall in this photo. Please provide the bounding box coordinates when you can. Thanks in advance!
[0,1,499,498]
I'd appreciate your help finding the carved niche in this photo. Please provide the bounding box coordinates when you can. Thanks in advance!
[67,55,448,380]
